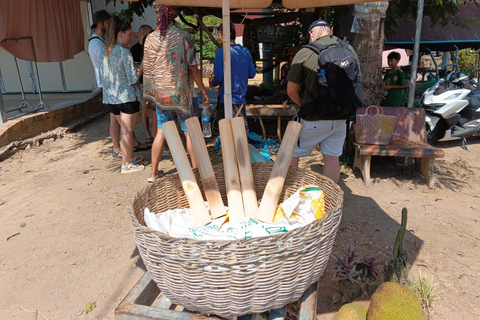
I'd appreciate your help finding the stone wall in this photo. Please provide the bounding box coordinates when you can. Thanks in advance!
[0,89,105,160]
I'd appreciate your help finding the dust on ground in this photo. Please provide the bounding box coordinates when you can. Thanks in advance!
[0,114,479,319]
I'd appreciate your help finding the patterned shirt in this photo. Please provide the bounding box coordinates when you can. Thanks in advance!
[99,44,140,105]
[142,24,197,116]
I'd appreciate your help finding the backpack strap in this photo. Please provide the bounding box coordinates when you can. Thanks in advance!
[301,42,328,55]
[300,42,330,103]
[336,37,350,48]
[88,36,106,44]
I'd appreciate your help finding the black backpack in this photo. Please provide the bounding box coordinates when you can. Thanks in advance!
[300,38,364,120]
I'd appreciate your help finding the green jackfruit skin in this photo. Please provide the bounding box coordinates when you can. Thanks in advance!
[366,282,426,320]
[334,303,368,320]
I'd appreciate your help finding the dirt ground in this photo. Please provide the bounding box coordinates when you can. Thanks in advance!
[1,113,479,320]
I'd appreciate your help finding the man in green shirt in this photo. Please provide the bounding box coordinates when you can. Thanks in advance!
[287,20,360,183]
[381,51,407,107]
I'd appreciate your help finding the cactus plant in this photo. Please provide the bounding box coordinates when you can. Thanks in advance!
[384,208,410,285]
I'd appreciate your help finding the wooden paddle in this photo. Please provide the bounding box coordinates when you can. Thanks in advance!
[219,119,245,221]
[162,120,211,226]
[231,117,258,218]
[257,121,303,222]
[185,117,226,219]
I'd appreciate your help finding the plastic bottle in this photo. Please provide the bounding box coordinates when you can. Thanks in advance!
[201,105,212,138]
[318,69,328,86]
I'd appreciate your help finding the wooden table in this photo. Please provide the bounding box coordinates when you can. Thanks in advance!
[245,103,299,142]
[115,271,318,320]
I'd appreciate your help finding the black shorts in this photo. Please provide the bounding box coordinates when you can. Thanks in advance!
[106,101,140,115]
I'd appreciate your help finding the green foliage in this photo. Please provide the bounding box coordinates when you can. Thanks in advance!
[273,9,308,53]
[410,270,444,313]
[105,0,154,22]
[458,48,479,78]
[385,0,462,37]
[179,15,222,59]
[384,208,410,285]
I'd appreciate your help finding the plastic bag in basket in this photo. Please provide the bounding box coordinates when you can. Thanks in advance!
[143,185,325,240]
[355,105,397,145]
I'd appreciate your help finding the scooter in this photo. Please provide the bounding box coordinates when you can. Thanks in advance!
[420,71,480,149]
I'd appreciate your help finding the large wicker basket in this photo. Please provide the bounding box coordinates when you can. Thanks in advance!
[129,162,344,318]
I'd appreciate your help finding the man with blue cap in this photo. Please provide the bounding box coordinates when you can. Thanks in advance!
[286,20,360,184]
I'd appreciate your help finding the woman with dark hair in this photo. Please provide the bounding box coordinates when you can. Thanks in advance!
[99,16,145,173]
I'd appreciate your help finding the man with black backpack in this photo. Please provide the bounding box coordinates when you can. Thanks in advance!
[287,20,363,183]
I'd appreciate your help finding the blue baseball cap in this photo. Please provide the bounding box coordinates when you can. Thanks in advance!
[308,20,331,32]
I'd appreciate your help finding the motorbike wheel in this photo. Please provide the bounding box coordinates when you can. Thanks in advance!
[426,125,436,145]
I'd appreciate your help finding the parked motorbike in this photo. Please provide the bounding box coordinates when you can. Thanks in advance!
[420,71,480,149]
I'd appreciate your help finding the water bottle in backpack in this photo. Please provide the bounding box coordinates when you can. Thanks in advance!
[201,105,212,138]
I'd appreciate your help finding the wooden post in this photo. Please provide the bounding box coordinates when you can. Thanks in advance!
[257,121,302,222]
[162,121,211,226]
[219,119,245,221]
[231,117,258,218]
[185,117,226,219]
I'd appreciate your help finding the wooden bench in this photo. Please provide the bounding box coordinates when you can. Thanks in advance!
[115,271,318,320]
[246,103,299,142]
[353,106,445,188]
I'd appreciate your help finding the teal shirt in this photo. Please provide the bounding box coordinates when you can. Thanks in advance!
[99,44,141,105]
[381,68,406,107]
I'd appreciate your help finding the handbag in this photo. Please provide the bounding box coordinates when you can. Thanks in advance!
[355,105,397,145]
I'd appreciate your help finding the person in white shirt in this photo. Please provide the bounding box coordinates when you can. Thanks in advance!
[88,10,111,88]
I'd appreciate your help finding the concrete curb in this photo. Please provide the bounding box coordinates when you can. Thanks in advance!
[0,89,106,161]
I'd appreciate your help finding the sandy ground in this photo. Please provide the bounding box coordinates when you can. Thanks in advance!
[1,113,479,319]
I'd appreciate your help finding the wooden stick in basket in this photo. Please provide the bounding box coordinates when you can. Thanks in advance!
[162,120,211,226]
[185,117,226,219]
[257,121,303,222]
[219,119,245,221]
[231,117,257,218]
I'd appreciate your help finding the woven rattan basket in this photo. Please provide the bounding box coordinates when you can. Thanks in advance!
[129,162,344,318]
[355,105,397,145]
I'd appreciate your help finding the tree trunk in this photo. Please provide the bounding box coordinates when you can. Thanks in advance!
[352,16,386,106]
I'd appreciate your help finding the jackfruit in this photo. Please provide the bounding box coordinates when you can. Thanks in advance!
[334,303,368,320]
[366,282,426,320]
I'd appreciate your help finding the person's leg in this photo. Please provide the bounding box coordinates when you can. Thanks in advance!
[290,157,299,167]
[149,109,170,180]
[151,109,158,139]
[178,114,197,169]
[318,120,347,184]
[184,132,197,169]
[322,154,341,183]
[150,128,166,179]
[291,119,320,168]
[141,100,152,142]
[110,113,121,153]
[118,112,139,167]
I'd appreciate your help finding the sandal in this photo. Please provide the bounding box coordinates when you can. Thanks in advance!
[145,137,154,144]
[147,170,165,184]
[121,163,145,174]
[133,143,151,152]
[130,154,143,164]
[113,150,122,159]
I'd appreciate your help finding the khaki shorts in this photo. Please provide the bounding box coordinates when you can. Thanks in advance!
[293,119,346,158]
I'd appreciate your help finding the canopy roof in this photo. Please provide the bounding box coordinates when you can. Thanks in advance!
[385,2,480,51]
[155,0,380,9]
